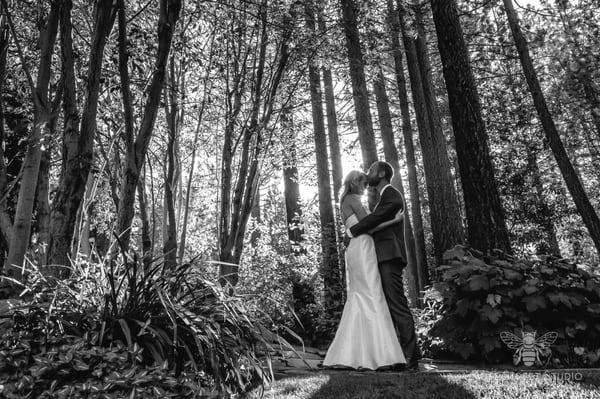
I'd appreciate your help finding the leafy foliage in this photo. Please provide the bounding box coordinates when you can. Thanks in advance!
[418,245,600,366]
[0,254,291,397]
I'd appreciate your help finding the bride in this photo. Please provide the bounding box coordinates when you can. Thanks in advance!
[323,170,406,370]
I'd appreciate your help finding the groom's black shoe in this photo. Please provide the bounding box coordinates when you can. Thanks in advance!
[377,363,405,372]
[404,359,419,372]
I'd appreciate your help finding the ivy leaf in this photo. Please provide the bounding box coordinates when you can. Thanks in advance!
[443,269,459,281]
[523,279,539,294]
[479,336,500,352]
[467,275,489,291]
[575,320,587,331]
[456,298,470,317]
[481,304,502,324]
[548,292,572,308]
[486,294,502,308]
[443,246,468,262]
[565,326,577,338]
[587,303,600,314]
[540,265,555,275]
[523,295,546,312]
[454,343,475,359]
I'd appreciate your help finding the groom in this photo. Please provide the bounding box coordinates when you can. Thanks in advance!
[347,161,420,371]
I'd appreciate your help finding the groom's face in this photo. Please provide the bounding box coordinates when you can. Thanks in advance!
[367,165,381,187]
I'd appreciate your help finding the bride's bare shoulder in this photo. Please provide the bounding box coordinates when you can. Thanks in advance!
[341,194,366,217]
[342,194,362,206]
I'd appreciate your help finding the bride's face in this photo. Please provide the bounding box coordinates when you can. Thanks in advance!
[354,176,367,195]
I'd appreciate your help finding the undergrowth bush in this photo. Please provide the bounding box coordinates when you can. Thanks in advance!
[0,253,292,397]
[418,245,600,367]
[237,223,342,348]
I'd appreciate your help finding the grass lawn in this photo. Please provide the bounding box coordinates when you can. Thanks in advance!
[252,370,600,399]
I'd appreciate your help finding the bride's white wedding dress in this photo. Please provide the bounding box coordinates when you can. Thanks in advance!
[323,214,406,370]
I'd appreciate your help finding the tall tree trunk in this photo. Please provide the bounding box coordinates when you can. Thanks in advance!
[317,10,346,286]
[526,145,561,257]
[47,0,116,269]
[556,3,600,141]
[115,0,182,253]
[430,0,512,254]
[306,1,342,314]
[163,58,178,270]
[317,9,343,202]
[502,0,600,254]
[413,2,465,262]
[249,187,261,247]
[137,170,152,269]
[0,14,12,255]
[35,145,51,265]
[5,1,59,276]
[339,0,377,170]
[386,0,428,287]
[71,171,96,259]
[281,108,305,254]
[397,4,466,265]
[373,69,419,305]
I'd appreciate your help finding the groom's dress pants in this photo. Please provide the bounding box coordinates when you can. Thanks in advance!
[378,258,419,363]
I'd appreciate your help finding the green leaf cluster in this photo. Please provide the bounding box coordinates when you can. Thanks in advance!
[418,245,600,366]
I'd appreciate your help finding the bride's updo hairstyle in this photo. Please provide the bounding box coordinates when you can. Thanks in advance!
[340,170,367,205]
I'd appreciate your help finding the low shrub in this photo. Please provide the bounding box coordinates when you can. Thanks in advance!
[0,253,290,397]
[418,245,600,367]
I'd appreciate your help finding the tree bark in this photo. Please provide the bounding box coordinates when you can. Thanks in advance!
[114,0,182,253]
[281,108,304,254]
[47,0,116,269]
[373,69,419,305]
[430,0,512,254]
[306,0,342,314]
[413,2,466,261]
[339,0,377,170]
[6,1,59,276]
[397,4,466,265]
[137,170,152,269]
[502,0,600,254]
[163,58,179,270]
[35,142,52,266]
[317,9,343,202]
[386,0,428,288]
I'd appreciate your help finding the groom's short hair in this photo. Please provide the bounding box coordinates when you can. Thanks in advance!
[375,161,394,182]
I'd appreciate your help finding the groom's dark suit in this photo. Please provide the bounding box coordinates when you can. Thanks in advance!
[349,184,419,365]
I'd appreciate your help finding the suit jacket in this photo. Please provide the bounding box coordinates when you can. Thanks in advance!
[349,185,407,264]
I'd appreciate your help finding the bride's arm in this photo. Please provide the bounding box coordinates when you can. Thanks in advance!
[368,209,403,233]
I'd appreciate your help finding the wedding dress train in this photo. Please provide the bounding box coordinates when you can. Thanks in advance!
[322,214,406,370]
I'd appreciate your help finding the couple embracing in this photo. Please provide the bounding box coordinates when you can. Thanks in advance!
[323,161,420,371]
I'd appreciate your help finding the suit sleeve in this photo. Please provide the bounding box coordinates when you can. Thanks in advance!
[349,190,403,237]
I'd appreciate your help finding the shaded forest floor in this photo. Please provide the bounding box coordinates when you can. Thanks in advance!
[254,347,600,398]
[254,369,600,399]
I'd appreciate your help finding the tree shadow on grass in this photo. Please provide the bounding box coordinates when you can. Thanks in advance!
[307,370,477,399]
[560,369,600,393]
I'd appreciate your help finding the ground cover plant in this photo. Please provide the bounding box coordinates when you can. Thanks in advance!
[0,254,294,398]
[417,245,600,366]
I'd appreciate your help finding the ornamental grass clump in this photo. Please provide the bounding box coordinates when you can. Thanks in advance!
[0,252,294,397]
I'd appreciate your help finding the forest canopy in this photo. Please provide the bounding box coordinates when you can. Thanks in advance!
[0,0,598,304]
